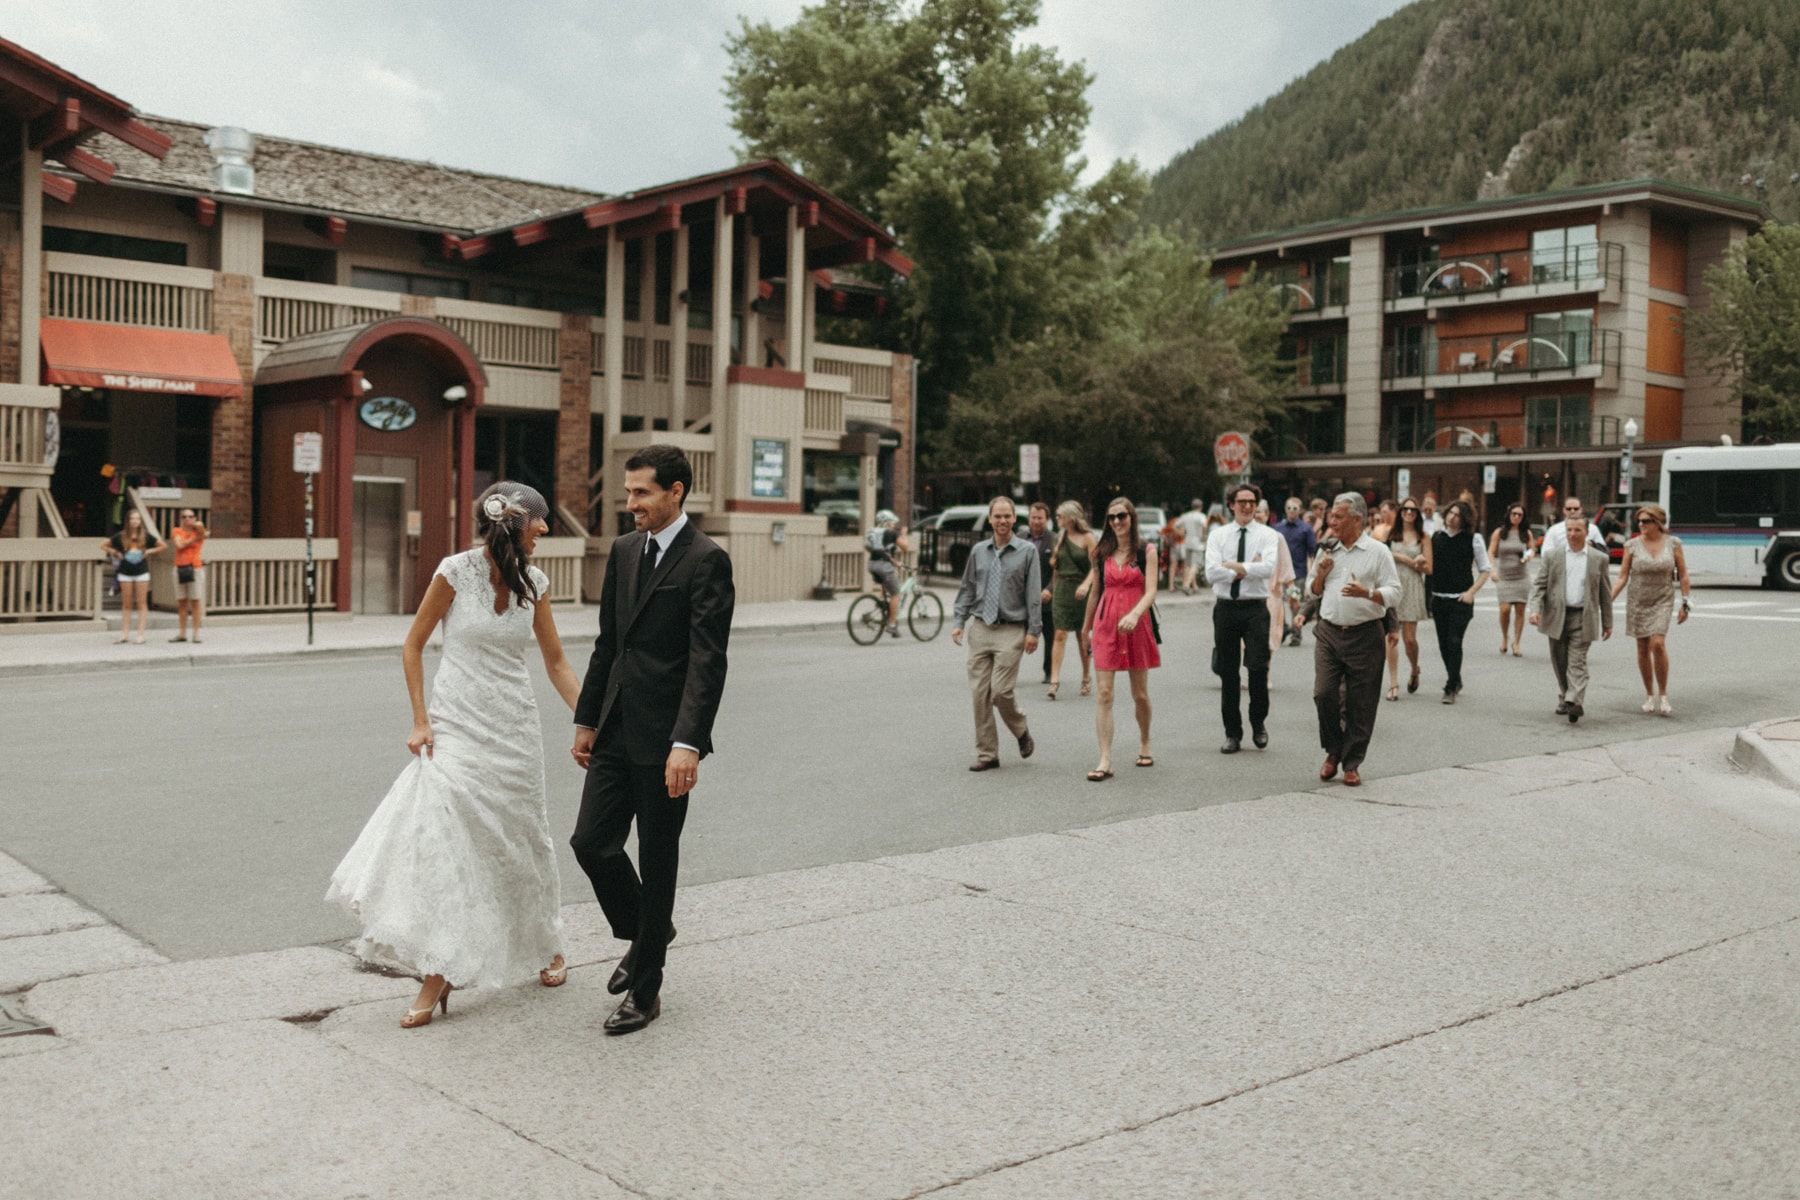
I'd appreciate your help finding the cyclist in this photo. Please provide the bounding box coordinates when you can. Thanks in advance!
[866,509,911,637]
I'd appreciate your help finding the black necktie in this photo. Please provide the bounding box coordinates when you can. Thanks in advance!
[637,538,659,595]
[1231,527,1246,599]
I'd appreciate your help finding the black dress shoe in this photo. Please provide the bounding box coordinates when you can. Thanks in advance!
[603,993,660,1035]
[1220,738,1242,754]
[608,925,677,995]
[1018,730,1035,759]
[969,758,999,771]
[1567,702,1584,724]
[1555,699,1571,715]
[1251,726,1268,749]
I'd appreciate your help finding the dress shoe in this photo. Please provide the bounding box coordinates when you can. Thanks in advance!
[1018,730,1035,759]
[1342,767,1362,787]
[969,758,999,771]
[1251,725,1268,749]
[1220,737,1241,754]
[1320,755,1339,781]
[1554,699,1571,715]
[608,925,677,995]
[1567,702,1584,724]
[1441,691,1456,705]
[603,993,660,1035]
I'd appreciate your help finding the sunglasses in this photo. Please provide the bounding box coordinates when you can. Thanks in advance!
[1637,516,1659,524]
[1232,498,1257,506]
[1107,512,1132,523]
[1400,507,1419,514]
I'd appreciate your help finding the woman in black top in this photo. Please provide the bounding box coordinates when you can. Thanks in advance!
[102,509,164,644]
[1427,500,1490,702]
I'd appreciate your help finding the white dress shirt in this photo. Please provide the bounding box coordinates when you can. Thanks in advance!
[1563,546,1589,608]
[1542,520,1574,553]
[1204,519,1283,600]
[577,511,695,744]
[1310,534,1402,626]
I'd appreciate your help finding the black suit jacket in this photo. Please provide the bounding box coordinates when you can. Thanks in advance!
[574,519,734,765]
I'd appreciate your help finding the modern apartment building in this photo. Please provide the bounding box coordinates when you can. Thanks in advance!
[1211,180,1765,523]
[1,36,913,623]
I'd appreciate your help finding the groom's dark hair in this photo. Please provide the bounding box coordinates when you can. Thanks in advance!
[625,444,693,503]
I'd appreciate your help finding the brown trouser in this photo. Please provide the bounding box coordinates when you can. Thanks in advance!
[1313,617,1387,770]
[1548,611,1592,706]
[966,619,1029,762]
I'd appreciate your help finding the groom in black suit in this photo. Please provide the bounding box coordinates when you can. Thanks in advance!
[572,445,734,1034]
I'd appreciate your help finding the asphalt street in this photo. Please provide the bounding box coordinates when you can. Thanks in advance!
[3,581,1796,960]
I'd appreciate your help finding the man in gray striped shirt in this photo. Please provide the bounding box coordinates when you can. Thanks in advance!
[951,496,1041,771]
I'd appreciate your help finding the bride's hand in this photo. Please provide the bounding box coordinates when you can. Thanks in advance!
[408,721,435,759]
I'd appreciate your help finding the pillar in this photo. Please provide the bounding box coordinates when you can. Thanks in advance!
[209,271,257,536]
[741,225,761,369]
[19,135,42,386]
[601,225,625,535]
[710,199,735,498]
[637,234,657,420]
[555,311,592,524]
[1343,234,1385,455]
[785,205,806,372]
[670,223,689,431]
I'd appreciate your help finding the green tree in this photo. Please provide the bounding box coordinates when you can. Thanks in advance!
[725,0,1098,431]
[1690,221,1800,440]
[942,227,1291,507]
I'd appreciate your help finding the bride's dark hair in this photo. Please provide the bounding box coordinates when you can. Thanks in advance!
[474,482,549,608]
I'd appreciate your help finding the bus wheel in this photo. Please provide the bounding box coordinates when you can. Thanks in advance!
[1775,549,1800,591]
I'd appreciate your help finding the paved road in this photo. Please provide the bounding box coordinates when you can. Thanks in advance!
[4,582,1796,960]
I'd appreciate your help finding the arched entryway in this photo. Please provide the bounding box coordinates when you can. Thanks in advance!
[254,317,486,613]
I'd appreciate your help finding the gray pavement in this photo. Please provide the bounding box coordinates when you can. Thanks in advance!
[3,724,1798,1197]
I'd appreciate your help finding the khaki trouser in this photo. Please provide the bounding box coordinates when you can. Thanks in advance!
[1549,613,1592,706]
[966,619,1029,762]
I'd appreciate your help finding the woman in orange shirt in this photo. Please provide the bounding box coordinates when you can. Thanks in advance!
[169,508,208,643]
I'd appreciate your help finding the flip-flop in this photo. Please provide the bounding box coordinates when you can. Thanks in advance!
[1134,755,1154,768]
[1086,769,1113,782]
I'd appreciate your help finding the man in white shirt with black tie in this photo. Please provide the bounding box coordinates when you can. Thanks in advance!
[1307,492,1401,787]
[1205,482,1284,753]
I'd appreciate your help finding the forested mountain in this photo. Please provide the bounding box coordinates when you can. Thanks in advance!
[1144,0,1800,241]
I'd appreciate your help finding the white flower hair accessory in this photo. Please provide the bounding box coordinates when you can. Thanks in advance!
[483,494,508,521]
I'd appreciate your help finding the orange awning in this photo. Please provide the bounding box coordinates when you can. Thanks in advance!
[40,318,243,398]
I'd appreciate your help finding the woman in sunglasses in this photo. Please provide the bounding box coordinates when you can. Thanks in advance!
[1079,498,1160,780]
[1611,503,1691,715]
[1385,499,1433,699]
[1488,503,1535,656]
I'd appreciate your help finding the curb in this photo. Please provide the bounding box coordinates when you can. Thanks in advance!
[1730,716,1800,792]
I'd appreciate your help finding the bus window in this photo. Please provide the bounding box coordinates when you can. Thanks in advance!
[1715,471,1776,518]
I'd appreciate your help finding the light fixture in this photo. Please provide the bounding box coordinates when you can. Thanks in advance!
[443,384,468,403]
[358,377,374,393]
[1623,417,1639,440]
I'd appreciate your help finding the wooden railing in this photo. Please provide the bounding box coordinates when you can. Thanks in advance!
[257,278,400,342]
[438,317,558,369]
[531,537,586,604]
[804,388,844,435]
[686,342,713,386]
[45,253,215,332]
[622,336,646,379]
[148,538,338,613]
[0,540,104,622]
[128,487,211,538]
[652,339,672,382]
[812,345,893,401]
[821,548,864,590]
[0,386,57,483]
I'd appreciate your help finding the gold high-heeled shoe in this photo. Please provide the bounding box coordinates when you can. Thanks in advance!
[401,979,452,1028]
[540,955,568,987]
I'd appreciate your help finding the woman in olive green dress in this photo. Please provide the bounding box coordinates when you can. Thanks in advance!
[1048,500,1097,698]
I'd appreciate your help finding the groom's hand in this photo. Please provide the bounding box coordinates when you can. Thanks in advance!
[571,725,596,769]
[666,746,699,798]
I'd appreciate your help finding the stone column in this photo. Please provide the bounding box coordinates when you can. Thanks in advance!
[555,311,592,525]
[741,227,761,369]
[1342,234,1385,455]
[785,206,806,371]
[670,223,689,431]
[209,271,257,535]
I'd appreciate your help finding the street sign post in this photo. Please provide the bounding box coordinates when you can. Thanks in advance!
[1019,443,1040,485]
[1618,446,1633,497]
[1214,431,1250,479]
[293,433,323,646]
[1482,465,1498,495]
[1397,467,1412,498]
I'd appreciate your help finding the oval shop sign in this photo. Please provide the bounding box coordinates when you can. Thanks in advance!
[358,396,418,432]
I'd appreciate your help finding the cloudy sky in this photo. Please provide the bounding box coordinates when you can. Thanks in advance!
[9,0,1414,193]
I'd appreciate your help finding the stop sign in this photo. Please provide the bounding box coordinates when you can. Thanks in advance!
[1214,431,1250,475]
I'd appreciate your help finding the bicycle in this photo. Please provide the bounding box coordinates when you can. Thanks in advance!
[847,565,944,644]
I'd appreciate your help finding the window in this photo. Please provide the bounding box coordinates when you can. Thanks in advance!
[1531,224,1598,284]
[484,283,596,315]
[1309,334,1346,387]
[1526,310,1594,368]
[1386,325,1431,377]
[264,242,334,283]
[44,227,187,266]
[1714,470,1777,517]
[1272,400,1345,457]
[1325,256,1351,307]
[349,267,468,299]
[1387,399,1435,452]
[1526,394,1592,448]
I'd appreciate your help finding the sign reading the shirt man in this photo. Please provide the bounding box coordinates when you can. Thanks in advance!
[751,439,787,498]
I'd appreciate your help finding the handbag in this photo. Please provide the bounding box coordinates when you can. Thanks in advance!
[177,565,196,584]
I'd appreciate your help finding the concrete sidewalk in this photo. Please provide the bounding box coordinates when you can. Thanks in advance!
[4,725,1798,1197]
[0,592,883,678]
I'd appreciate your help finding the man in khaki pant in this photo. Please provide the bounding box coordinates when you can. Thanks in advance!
[951,497,1041,771]
[1529,515,1613,724]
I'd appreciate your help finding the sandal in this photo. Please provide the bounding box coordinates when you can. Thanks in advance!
[1407,667,1420,694]
[1086,768,1113,781]
[1079,676,1092,697]
[539,954,567,987]
[1047,682,1059,700]
[1134,755,1154,768]
[1387,685,1400,702]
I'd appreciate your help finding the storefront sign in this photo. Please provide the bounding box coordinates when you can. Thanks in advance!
[751,439,787,498]
[358,396,418,432]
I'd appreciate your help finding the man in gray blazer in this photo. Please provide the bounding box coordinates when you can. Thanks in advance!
[1528,515,1612,723]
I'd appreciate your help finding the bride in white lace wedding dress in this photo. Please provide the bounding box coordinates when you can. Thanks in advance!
[327,482,583,1028]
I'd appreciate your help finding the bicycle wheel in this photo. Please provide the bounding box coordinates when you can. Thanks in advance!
[847,595,886,645]
[908,590,944,641]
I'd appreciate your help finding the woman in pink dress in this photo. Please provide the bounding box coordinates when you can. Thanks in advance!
[1080,497,1161,780]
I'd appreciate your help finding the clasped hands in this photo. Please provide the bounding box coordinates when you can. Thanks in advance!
[570,727,700,798]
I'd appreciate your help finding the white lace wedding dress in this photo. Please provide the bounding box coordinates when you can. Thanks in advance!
[327,549,563,988]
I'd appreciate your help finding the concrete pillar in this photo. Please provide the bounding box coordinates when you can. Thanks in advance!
[710,200,734,497]
[601,225,625,535]
[741,227,761,369]
[785,206,806,371]
[555,311,593,524]
[859,452,877,535]
[1342,234,1385,455]
[670,223,689,431]
[637,234,657,420]
[209,272,257,536]
[1597,204,1650,430]
[214,204,263,277]
[20,137,42,386]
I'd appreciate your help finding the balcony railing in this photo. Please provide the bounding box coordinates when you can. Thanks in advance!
[813,345,894,401]
[1270,264,1350,314]
[1382,414,1625,454]
[1384,243,1622,305]
[258,277,400,342]
[0,387,58,485]
[46,253,215,332]
[1285,355,1347,392]
[1383,330,1620,382]
[0,540,105,622]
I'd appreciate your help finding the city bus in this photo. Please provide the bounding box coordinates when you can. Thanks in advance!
[1660,443,1800,588]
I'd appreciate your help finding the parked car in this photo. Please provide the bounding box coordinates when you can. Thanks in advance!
[914,505,993,575]
[1136,505,1170,586]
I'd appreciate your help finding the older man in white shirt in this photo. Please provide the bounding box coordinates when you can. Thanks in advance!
[1529,514,1613,723]
[1307,492,1402,787]
[1540,496,1585,553]
[1206,483,1285,753]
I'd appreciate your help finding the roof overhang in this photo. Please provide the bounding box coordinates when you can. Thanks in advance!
[0,36,170,206]
[40,319,242,398]
[253,316,487,400]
